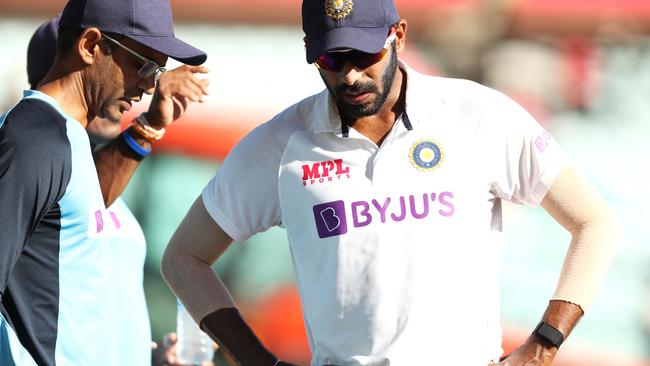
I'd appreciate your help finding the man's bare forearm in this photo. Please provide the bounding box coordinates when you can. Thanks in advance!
[94,126,151,206]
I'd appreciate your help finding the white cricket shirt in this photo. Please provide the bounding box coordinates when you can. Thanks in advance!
[202,62,568,366]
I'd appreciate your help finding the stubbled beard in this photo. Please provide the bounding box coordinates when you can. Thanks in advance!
[325,45,398,121]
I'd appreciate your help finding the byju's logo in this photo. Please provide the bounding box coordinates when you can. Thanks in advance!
[312,192,456,239]
[302,159,351,186]
[313,200,348,238]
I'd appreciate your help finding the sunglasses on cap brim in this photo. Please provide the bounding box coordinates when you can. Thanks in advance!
[315,31,397,72]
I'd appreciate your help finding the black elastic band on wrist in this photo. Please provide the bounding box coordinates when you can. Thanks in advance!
[200,307,278,366]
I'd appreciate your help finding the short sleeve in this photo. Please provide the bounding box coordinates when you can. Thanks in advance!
[202,120,288,242]
[480,88,569,206]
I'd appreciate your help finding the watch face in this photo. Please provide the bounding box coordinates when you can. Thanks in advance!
[534,322,564,348]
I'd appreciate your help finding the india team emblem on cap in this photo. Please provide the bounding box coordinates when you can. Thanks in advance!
[410,139,444,172]
[325,0,353,20]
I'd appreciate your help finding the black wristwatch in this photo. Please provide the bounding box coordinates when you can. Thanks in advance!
[532,321,565,348]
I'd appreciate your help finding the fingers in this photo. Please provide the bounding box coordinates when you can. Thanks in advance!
[146,64,209,126]
[196,78,210,98]
[172,65,210,97]
[163,332,178,348]
[178,65,209,75]
[157,66,210,102]
[178,80,207,103]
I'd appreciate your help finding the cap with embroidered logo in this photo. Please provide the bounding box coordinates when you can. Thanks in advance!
[302,0,400,64]
[59,0,207,65]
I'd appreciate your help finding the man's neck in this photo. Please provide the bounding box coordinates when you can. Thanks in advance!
[346,67,406,146]
[38,69,91,128]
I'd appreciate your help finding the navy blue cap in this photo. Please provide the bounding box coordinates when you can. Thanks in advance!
[27,15,61,89]
[302,0,399,64]
[59,0,207,65]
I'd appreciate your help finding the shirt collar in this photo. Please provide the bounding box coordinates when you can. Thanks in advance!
[308,59,432,136]
[22,89,68,118]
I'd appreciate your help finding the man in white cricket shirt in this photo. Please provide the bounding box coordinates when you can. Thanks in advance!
[161,0,620,365]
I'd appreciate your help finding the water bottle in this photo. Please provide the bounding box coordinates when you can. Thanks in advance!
[176,300,215,365]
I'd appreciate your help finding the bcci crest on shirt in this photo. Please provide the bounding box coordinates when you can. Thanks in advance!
[410,139,444,172]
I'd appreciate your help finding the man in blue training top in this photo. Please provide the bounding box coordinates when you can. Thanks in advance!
[23,14,215,366]
[0,0,209,365]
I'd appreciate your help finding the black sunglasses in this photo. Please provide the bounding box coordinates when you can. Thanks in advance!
[315,32,397,72]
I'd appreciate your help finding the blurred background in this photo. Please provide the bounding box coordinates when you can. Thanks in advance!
[1,0,649,365]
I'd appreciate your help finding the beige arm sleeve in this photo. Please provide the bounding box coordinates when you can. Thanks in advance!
[161,196,238,323]
[541,163,621,312]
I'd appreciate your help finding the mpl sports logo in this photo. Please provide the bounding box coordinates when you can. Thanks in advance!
[302,159,351,186]
[313,191,455,238]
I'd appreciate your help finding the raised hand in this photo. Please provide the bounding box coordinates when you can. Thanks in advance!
[145,65,210,128]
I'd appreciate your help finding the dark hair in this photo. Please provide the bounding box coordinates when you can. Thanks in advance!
[56,27,84,56]
[100,32,125,55]
[56,27,122,56]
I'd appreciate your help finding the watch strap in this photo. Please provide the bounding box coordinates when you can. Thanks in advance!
[533,321,565,348]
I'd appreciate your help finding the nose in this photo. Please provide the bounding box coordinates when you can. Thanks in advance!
[137,75,156,95]
[339,61,363,86]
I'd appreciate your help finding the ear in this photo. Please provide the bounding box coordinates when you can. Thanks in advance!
[77,27,103,66]
[394,19,408,54]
